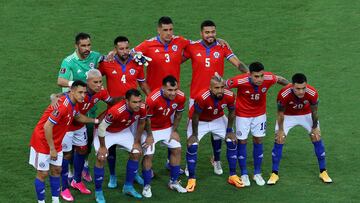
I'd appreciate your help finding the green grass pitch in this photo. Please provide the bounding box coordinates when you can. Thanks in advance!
[1,0,360,202]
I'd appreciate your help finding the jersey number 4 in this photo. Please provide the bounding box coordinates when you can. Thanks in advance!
[121,75,126,83]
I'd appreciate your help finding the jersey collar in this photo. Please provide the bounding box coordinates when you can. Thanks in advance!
[156,35,172,51]
[248,77,259,93]
[65,93,76,110]
[160,89,171,107]
[114,55,132,73]
[201,40,217,57]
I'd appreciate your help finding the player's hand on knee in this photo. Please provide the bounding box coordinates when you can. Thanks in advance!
[169,131,180,143]
[50,148,58,161]
[187,135,198,146]
[225,132,237,145]
[97,146,108,161]
[276,130,286,144]
[131,142,142,155]
[310,127,321,141]
[143,134,154,151]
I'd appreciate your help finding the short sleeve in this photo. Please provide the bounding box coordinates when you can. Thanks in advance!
[145,97,155,117]
[58,59,72,80]
[224,45,235,60]
[137,66,146,82]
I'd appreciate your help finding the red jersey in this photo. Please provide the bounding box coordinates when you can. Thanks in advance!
[277,84,319,115]
[133,35,190,90]
[69,88,111,131]
[30,95,79,153]
[184,40,235,98]
[146,88,186,130]
[189,89,235,121]
[99,56,145,97]
[104,100,146,133]
[226,72,278,117]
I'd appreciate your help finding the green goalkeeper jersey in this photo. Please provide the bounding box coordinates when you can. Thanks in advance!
[58,51,102,92]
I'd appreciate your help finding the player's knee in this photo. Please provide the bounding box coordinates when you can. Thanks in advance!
[253,137,262,144]
[75,145,88,155]
[129,152,140,161]
[50,165,62,176]
[275,135,286,144]
[239,139,247,144]
[171,147,181,155]
[95,159,105,168]
[226,140,237,150]
[37,170,48,181]
[310,134,321,142]
[63,151,72,160]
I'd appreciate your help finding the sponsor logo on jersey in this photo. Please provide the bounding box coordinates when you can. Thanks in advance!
[77,69,82,73]
[106,113,113,121]
[60,68,66,74]
[112,70,117,74]
[289,101,294,104]
[207,106,213,110]
[245,90,250,94]
[129,68,136,75]
[213,52,220,58]
[158,107,163,110]
[172,103,178,109]
[172,45,178,51]
[196,53,202,57]
[121,119,127,122]
[89,62,95,68]
[62,143,68,150]
[221,104,227,109]
[94,98,99,104]
[261,87,267,93]
[155,49,160,53]
[304,100,309,104]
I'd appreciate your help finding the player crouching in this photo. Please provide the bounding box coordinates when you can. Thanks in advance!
[267,73,332,185]
[29,81,99,203]
[141,76,187,198]
[93,89,146,202]
[186,74,244,192]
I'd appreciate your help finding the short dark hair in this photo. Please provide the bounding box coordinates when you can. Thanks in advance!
[249,62,265,73]
[125,88,141,100]
[158,16,173,27]
[75,32,91,44]
[292,73,307,84]
[114,36,129,45]
[71,80,87,89]
[162,75,177,87]
[201,20,216,30]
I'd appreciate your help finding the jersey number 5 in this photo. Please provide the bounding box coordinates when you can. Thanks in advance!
[205,58,210,67]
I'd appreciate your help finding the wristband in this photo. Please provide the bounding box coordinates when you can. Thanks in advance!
[68,81,74,87]
[226,128,234,133]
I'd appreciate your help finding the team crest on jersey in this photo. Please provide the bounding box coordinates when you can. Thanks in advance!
[106,113,113,121]
[73,110,77,116]
[213,52,220,58]
[304,100,309,104]
[261,87,267,93]
[221,104,227,109]
[52,109,59,117]
[39,162,46,168]
[135,115,140,119]
[89,62,95,69]
[94,98,99,104]
[129,68,136,75]
[172,45,178,51]
[60,68,66,74]
[172,103,178,109]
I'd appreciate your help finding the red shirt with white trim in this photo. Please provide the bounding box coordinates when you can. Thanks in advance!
[189,89,235,121]
[30,95,79,153]
[226,72,278,117]
[184,40,235,98]
[99,56,145,97]
[133,35,190,90]
[277,84,319,115]
[69,88,111,131]
[104,100,146,133]
[146,88,186,130]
